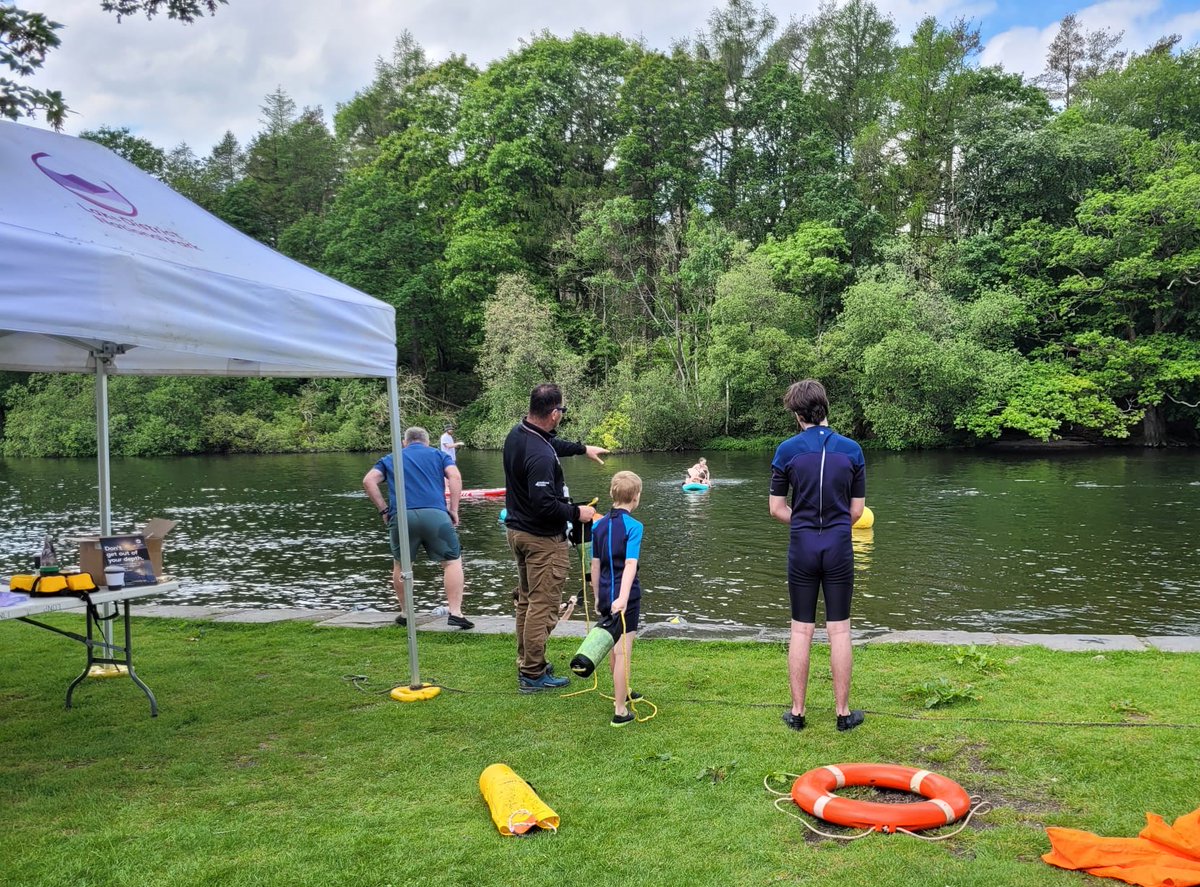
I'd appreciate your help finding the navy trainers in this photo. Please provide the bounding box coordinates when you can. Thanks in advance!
[611,712,635,727]
[519,670,570,693]
[447,614,474,630]
[836,710,866,732]
[781,710,806,731]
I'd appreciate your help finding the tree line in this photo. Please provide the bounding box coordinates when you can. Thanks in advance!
[3,0,1198,456]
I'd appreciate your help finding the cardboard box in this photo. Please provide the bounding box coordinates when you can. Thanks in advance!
[73,518,178,584]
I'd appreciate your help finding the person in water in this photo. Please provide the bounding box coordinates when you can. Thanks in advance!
[439,424,465,463]
[591,470,645,727]
[768,379,866,733]
[685,457,710,486]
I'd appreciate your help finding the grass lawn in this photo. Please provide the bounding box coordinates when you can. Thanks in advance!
[2,617,1197,886]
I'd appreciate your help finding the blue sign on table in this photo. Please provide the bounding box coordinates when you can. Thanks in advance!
[99,535,157,586]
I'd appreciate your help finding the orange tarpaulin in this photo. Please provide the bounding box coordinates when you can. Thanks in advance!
[1043,808,1200,887]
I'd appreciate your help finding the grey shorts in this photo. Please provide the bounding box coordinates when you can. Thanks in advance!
[389,508,461,562]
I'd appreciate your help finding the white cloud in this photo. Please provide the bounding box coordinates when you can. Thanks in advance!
[23,0,1140,153]
[978,25,1045,77]
[980,0,1200,80]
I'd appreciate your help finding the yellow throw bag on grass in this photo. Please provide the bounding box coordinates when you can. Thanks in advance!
[479,763,559,836]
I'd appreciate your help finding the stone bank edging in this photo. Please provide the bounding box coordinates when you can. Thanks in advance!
[130,605,1200,653]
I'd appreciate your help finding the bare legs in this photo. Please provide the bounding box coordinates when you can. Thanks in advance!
[787,620,815,716]
[827,618,853,717]
[392,558,467,617]
[442,557,465,617]
[610,631,636,717]
[391,561,405,616]
[788,618,853,717]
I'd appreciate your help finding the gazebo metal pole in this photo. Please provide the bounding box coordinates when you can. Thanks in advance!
[94,350,115,657]
[387,374,420,687]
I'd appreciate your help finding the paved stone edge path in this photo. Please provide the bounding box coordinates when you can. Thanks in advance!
[131,605,1200,653]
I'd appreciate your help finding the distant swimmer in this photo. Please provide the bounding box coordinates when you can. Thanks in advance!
[684,457,710,486]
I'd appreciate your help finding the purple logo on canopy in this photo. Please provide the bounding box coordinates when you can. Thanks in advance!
[31,152,138,217]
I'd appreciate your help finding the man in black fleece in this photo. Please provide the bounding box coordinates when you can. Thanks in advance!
[503,383,608,691]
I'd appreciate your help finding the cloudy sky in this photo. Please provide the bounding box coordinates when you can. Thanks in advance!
[25,0,1200,152]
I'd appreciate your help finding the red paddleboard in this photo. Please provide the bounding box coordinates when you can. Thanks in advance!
[450,487,506,500]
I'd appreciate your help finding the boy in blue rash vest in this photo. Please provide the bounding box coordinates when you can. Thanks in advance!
[590,471,644,727]
[768,380,867,732]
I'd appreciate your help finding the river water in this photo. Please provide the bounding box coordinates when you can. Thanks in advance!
[2,448,1198,634]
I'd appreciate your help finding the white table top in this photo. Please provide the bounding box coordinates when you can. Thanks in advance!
[0,579,178,621]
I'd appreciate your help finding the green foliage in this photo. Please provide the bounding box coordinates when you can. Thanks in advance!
[6,10,1200,456]
[703,434,780,451]
[590,393,634,452]
[467,274,585,447]
[818,263,1020,447]
[0,7,64,125]
[0,374,416,457]
[1109,698,1150,717]
[704,252,816,436]
[957,357,1135,441]
[1,374,97,457]
[582,358,716,452]
[903,677,981,708]
[951,644,1004,673]
[696,760,738,784]
[80,125,166,176]
[1081,43,1200,141]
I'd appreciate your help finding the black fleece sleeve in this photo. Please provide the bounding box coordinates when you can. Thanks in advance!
[550,436,587,458]
[524,449,578,525]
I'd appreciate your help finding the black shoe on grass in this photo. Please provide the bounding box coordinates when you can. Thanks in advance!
[394,614,407,627]
[781,710,806,731]
[447,614,474,630]
[611,712,635,727]
[836,710,865,732]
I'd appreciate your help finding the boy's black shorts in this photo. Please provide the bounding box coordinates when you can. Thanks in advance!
[601,598,640,634]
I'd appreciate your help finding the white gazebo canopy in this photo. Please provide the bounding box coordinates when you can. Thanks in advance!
[0,120,395,378]
[0,121,426,685]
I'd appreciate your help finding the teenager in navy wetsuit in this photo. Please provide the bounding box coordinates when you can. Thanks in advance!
[769,380,867,732]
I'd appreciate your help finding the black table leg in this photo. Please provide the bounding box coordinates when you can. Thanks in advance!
[62,599,158,716]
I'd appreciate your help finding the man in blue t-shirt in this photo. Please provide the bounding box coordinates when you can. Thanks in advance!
[768,379,866,733]
[363,426,473,630]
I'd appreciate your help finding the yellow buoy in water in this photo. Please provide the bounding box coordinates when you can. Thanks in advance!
[390,682,441,703]
[853,505,875,529]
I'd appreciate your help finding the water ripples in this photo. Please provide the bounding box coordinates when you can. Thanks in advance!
[2,449,1199,633]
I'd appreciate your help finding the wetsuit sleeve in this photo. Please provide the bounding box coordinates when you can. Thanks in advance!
[549,437,587,458]
[623,516,643,561]
[769,464,790,498]
[850,449,866,499]
[523,449,577,526]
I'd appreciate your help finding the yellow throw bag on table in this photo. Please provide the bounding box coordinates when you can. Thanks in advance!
[479,763,559,836]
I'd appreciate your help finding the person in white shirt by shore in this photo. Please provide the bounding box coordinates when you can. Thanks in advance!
[440,424,465,463]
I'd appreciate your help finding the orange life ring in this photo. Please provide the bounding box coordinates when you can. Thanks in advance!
[791,763,970,833]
